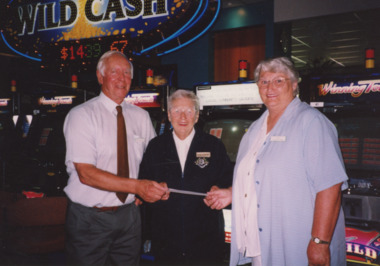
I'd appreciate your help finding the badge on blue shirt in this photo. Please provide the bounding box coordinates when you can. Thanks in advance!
[270,136,286,142]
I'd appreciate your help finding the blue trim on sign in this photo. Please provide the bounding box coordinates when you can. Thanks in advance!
[157,0,220,56]
[0,32,41,62]
[175,0,209,36]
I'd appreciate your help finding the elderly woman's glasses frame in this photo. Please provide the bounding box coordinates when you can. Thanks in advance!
[258,77,290,88]
[170,107,196,117]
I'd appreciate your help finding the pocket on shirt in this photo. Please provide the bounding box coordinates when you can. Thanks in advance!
[132,135,146,163]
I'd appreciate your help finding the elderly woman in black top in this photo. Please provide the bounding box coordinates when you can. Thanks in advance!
[138,89,233,265]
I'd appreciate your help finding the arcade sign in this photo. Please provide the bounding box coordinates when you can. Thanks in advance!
[1,0,220,62]
[125,91,160,108]
[0,98,12,114]
[346,227,380,265]
[0,98,11,107]
[319,79,380,98]
[36,95,77,113]
[310,77,380,106]
[38,96,76,106]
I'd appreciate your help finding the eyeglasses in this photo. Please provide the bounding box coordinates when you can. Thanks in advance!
[258,77,290,88]
[170,107,196,117]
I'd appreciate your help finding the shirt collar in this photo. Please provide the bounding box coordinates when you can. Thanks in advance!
[274,97,301,123]
[99,92,128,113]
[172,128,195,144]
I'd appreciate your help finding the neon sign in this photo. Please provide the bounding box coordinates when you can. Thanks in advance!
[15,0,168,37]
[1,0,220,61]
[0,98,11,107]
[125,92,160,108]
[38,96,76,106]
[319,79,380,98]
[310,76,380,105]
[42,34,132,69]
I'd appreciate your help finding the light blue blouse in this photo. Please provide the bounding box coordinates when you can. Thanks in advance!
[230,97,348,266]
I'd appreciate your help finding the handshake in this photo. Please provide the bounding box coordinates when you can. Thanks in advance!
[135,180,232,210]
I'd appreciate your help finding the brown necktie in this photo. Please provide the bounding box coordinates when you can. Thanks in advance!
[116,105,129,203]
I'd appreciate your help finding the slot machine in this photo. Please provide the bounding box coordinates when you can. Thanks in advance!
[0,96,16,189]
[7,83,84,196]
[125,86,170,136]
[301,72,380,265]
[195,80,264,260]
[127,65,177,136]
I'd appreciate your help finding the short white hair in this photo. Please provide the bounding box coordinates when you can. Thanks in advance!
[96,51,134,78]
[168,89,200,113]
[254,57,299,96]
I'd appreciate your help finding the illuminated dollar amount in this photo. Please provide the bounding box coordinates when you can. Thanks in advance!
[50,36,131,69]
[60,47,68,60]
[110,40,128,53]
[59,43,102,61]
[58,40,129,62]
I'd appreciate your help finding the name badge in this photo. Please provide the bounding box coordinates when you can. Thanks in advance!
[270,136,286,142]
[195,152,210,169]
[196,152,211,158]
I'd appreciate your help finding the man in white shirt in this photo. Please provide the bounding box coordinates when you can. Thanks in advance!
[63,51,168,265]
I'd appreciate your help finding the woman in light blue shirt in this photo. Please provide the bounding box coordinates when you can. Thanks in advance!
[210,57,348,266]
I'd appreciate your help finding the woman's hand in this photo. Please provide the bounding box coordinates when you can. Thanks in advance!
[307,239,330,266]
[204,186,232,210]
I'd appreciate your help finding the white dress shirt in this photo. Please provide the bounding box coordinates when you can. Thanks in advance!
[63,92,156,207]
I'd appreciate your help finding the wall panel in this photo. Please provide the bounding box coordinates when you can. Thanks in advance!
[214,26,266,82]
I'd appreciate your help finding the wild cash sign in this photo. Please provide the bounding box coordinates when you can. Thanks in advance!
[15,0,169,38]
[2,0,218,59]
[2,0,182,58]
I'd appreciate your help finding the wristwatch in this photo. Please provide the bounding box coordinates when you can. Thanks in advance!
[312,236,330,245]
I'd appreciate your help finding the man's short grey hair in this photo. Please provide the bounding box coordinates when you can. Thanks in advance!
[168,89,200,113]
[254,57,299,96]
[96,50,134,78]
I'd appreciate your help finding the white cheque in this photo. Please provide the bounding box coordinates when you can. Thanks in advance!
[168,188,207,197]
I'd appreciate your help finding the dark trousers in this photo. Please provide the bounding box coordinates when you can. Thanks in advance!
[65,200,141,266]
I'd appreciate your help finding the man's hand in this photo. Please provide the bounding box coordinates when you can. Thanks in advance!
[307,240,330,266]
[136,180,168,203]
[134,198,143,206]
[159,182,170,201]
[204,186,232,210]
